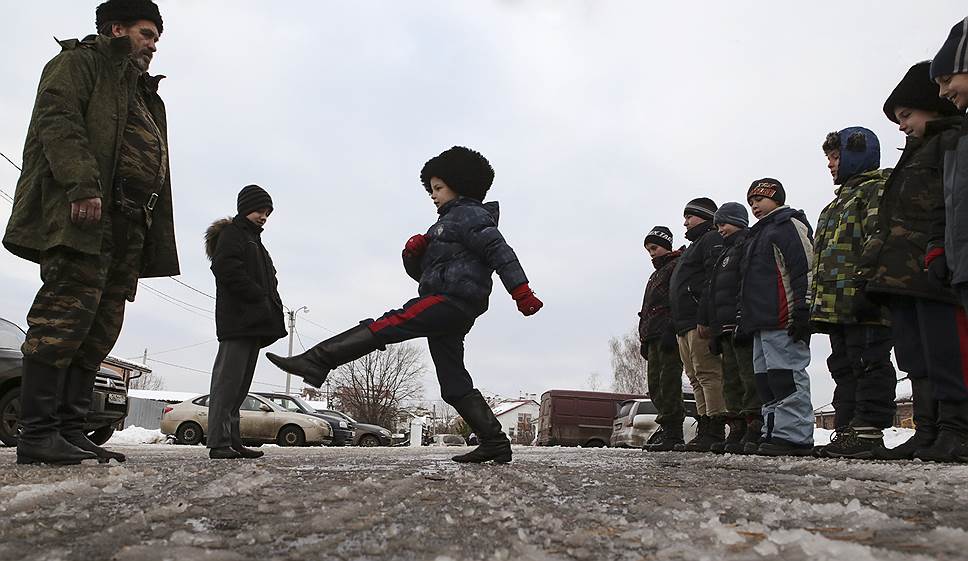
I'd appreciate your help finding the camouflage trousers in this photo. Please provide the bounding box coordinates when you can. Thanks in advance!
[720,333,761,417]
[21,212,146,370]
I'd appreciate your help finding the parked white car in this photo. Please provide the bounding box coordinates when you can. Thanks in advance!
[610,398,698,448]
[160,393,332,447]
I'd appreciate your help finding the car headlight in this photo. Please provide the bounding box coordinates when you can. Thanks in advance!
[339,421,348,428]
[380,429,390,436]
[313,420,329,429]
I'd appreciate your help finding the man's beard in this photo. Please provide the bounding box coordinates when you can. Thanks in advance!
[130,52,152,72]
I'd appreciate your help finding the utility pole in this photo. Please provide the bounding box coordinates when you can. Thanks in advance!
[285,306,309,394]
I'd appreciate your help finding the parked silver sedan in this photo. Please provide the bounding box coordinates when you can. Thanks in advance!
[160,393,332,447]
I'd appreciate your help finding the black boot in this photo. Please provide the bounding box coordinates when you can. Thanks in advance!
[876,377,936,460]
[645,421,684,451]
[738,415,763,455]
[914,400,968,463]
[232,443,264,459]
[266,324,383,388]
[822,425,884,459]
[674,416,707,452]
[16,359,98,465]
[713,417,747,454]
[690,415,726,452]
[58,366,125,463]
[209,446,242,459]
[450,390,512,464]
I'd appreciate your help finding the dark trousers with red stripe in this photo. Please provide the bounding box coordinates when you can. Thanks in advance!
[892,297,968,403]
[365,295,477,405]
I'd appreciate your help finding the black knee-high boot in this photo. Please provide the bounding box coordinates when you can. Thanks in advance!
[58,366,126,463]
[266,324,383,387]
[450,390,512,464]
[876,377,936,460]
[17,359,97,465]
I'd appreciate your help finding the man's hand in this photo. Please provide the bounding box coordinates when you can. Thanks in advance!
[403,234,428,259]
[926,247,950,286]
[697,324,712,340]
[511,283,543,316]
[787,315,811,346]
[70,197,102,226]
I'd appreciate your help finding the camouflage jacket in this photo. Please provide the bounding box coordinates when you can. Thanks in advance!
[810,169,891,327]
[858,117,962,304]
[3,34,179,278]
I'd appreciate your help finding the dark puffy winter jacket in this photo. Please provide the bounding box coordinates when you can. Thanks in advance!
[205,215,287,346]
[858,117,962,304]
[403,197,528,316]
[638,249,682,344]
[738,206,814,333]
[700,229,748,334]
[939,116,968,285]
[669,221,723,334]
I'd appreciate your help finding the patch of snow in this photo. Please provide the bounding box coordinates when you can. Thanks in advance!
[128,389,202,402]
[109,425,169,445]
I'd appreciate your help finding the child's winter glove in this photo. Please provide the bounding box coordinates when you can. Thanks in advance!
[787,314,811,346]
[851,283,881,322]
[925,247,950,285]
[511,283,543,316]
[403,234,428,259]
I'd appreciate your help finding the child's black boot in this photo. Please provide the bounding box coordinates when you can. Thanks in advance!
[266,324,382,387]
[451,390,512,464]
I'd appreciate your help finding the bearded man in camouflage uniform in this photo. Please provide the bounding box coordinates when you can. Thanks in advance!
[2,0,178,465]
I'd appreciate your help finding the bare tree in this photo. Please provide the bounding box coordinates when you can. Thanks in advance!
[610,327,648,395]
[128,370,165,391]
[329,342,426,429]
[585,372,604,391]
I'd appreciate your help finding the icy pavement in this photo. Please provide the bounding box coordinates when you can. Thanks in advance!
[0,445,966,561]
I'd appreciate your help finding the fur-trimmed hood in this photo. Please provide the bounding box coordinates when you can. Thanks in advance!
[204,217,233,261]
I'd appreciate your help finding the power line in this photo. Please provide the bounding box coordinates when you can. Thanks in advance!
[294,326,307,352]
[139,281,214,313]
[125,338,218,360]
[301,316,337,335]
[0,151,21,172]
[147,357,210,375]
[167,276,216,300]
[139,283,215,320]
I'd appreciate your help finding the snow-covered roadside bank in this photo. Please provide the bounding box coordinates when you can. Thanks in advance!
[107,425,170,445]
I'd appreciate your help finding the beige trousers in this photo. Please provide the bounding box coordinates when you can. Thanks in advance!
[677,328,726,416]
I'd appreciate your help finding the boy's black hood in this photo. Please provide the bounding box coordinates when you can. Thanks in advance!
[439,197,500,225]
[752,206,813,238]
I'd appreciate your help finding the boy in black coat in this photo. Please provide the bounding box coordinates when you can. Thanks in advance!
[268,146,543,464]
[205,185,287,459]
[702,202,761,454]
[638,226,686,451]
[669,198,726,451]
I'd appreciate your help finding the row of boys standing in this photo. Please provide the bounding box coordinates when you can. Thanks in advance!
[637,19,968,463]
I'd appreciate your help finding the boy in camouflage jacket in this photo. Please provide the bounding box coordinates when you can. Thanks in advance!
[811,127,897,458]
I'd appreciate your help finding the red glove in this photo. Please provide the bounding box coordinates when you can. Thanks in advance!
[511,283,543,316]
[925,247,949,285]
[403,234,428,259]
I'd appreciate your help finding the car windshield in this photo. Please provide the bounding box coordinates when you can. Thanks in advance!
[0,318,26,350]
[617,401,635,418]
[322,410,354,423]
[267,395,309,413]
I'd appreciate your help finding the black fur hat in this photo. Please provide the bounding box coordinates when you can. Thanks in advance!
[884,61,961,123]
[96,0,163,35]
[420,146,494,201]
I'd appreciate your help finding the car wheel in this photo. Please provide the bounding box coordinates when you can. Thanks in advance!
[584,438,606,448]
[0,387,21,447]
[358,434,380,447]
[277,425,305,447]
[87,426,115,446]
[175,422,204,445]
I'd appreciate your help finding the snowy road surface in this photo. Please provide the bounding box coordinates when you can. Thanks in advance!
[1,445,967,561]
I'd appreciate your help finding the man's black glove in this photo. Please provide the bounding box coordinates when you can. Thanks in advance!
[660,329,679,352]
[926,247,950,286]
[708,334,723,356]
[732,327,753,346]
[787,314,811,346]
[851,283,881,322]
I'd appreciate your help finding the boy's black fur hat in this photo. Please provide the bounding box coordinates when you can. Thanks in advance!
[420,146,494,202]
[96,0,163,35]
[884,61,961,123]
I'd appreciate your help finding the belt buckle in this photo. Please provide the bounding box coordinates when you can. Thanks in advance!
[146,193,158,211]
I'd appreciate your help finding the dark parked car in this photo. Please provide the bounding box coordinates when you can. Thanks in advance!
[0,317,128,447]
[258,393,355,446]
[316,409,392,447]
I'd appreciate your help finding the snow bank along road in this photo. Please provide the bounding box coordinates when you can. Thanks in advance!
[1,446,967,561]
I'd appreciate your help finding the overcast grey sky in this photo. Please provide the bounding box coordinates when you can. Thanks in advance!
[1,1,964,408]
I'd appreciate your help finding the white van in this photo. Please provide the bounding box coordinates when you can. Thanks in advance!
[610,398,698,448]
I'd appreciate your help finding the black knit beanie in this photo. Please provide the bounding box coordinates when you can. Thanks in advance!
[237,185,273,216]
[683,198,717,221]
[96,0,163,34]
[884,61,961,123]
[420,146,494,201]
[644,226,673,251]
[714,202,749,228]
[747,178,786,205]
[930,17,968,80]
